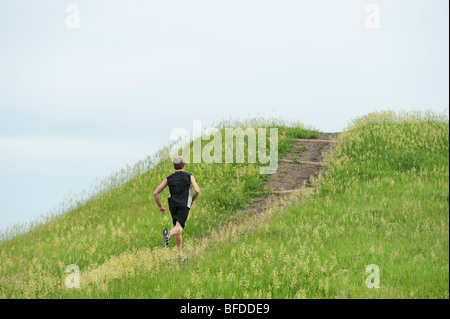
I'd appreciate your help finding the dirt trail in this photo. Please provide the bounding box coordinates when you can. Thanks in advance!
[74,134,340,285]
[244,133,338,215]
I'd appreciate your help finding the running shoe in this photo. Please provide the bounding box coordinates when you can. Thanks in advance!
[163,228,171,247]
[178,252,187,262]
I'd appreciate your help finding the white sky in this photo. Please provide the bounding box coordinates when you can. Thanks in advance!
[0,0,448,232]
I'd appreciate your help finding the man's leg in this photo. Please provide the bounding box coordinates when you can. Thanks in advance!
[170,221,183,252]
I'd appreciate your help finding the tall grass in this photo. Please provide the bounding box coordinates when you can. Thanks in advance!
[66,111,448,299]
[1,111,447,299]
[0,118,317,298]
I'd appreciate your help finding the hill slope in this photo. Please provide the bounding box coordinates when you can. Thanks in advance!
[1,112,448,299]
[0,119,318,298]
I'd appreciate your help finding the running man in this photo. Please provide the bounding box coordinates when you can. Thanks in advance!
[153,156,200,261]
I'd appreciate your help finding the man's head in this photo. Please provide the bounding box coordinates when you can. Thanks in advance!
[173,156,186,170]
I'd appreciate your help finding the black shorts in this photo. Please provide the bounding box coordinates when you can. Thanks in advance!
[168,205,190,229]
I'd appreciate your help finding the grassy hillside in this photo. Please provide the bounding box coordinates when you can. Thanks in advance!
[0,118,317,298]
[1,112,448,299]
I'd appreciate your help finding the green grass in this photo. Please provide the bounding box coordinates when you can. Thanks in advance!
[1,111,448,299]
[0,118,317,298]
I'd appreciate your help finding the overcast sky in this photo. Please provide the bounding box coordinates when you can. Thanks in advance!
[0,0,448,232]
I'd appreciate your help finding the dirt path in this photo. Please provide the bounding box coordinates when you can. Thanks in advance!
[76,133,340,285]
[244,133,338,215]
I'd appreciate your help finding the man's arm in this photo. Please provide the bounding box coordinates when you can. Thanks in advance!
[153,178,168,214]
[190,175,200,204]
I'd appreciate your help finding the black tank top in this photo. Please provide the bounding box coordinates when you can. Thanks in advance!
[167,171,193,208]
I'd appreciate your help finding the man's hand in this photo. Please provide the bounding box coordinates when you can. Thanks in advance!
[190,175,200,204]
[159,207,167,214]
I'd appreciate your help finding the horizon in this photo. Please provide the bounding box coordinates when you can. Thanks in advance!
[1,0,449,232]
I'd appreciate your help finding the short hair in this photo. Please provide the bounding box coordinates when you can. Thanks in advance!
[173,156,185,170]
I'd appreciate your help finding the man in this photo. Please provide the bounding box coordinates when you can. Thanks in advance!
[153,156,200,261]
